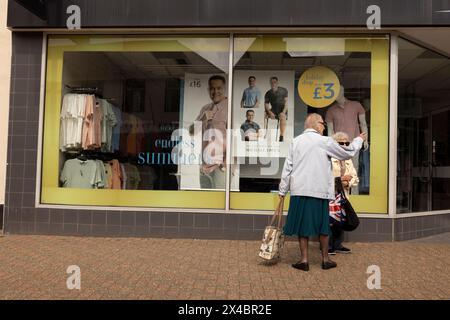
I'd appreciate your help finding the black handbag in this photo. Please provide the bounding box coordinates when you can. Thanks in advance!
[335,177,360,232]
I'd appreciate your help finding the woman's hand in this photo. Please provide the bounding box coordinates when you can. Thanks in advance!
[342,175,352,181]
[359,132,367,141]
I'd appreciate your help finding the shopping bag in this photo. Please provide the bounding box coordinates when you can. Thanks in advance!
[341,197,359,231]
[259,198,285,261]
[329,192,345,227]
[335,177,360,232]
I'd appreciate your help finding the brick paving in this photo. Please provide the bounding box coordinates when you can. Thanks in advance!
[0,235,449,300]
[409,232,450,244]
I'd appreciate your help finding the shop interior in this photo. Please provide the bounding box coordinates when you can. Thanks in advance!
[57,37,375,195]
[397,37,450,213]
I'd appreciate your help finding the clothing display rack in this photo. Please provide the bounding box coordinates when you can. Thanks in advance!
[65,84,101,95]
[65,150,137,164]
[59,85,152,190]
[65,85,118,102]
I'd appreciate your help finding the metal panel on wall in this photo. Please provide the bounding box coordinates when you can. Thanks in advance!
[8,0,450,28]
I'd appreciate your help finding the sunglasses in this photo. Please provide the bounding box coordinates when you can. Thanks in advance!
[318,121,327,127]
[338,142,350,146]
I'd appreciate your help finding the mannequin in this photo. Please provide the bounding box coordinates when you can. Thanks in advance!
[326,85,369,195]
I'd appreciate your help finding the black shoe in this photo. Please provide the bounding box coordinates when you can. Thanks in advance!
[322,260,337,270]
[292,262,309,271]
[279,136,284,142]
[335,247,352,254]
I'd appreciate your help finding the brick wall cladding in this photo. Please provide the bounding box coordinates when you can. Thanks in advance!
[4,32,450,241]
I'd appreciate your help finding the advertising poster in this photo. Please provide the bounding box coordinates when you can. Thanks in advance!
[232,70,295,159]
[178,73,239,191]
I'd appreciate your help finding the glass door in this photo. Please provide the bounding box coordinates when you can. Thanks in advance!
[431,108,450,210]
[402,109,450,212]
[411,115,431,212]
[397,37,450,213]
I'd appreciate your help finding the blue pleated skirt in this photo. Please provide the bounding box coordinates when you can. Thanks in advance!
[283,196,330,237]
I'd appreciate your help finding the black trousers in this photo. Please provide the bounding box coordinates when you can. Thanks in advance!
[329,224,344,250]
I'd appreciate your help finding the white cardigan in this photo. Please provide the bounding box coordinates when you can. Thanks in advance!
[279,129,363,200]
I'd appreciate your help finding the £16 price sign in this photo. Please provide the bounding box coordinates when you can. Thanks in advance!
[298,66,341,108]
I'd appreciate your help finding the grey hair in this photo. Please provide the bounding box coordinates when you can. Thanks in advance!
[332,131,349,141]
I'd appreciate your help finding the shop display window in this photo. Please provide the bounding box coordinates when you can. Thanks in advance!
[40,34,389,213]
[231,35,389,213]
[41,35,230,208]
[397,38,450,213]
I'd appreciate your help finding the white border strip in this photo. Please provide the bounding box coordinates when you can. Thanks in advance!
[395,210,450,218]
[388,34,399,219]
[35,33,47,207]
[225,34,234,211]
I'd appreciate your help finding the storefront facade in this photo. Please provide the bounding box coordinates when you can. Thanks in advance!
[3,0,450,241]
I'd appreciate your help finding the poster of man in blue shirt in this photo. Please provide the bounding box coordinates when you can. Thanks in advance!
[241,76,262,108]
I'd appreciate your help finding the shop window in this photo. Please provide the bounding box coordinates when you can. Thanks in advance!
[397,38,450,213]
[164,78,181,113]
[124,79,145,113]
[41,35,229,209]
[231,35,389,213]
[40,34,389,213]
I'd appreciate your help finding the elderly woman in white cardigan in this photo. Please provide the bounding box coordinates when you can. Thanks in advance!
[328,131,360,255]
[279,113,366,271]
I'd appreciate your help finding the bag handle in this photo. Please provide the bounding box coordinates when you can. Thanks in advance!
[262,198,284,245]
[268,197,285,229]
[335,177,348,201]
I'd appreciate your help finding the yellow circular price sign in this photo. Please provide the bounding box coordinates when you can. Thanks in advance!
[298,66,341,108]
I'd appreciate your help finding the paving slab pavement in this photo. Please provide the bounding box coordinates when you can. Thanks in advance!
[0,235,449,300]
[409,232,450,245]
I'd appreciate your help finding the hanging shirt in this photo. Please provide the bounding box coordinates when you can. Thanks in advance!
[126,115,145,155]
[103,163,113,189]
[111,105,122,152]
[81,95,104,150]
[123,163,141,190]
[60,94,86,151]
[99,99,118,152]
[107,159,122,190]
[137,166,158,190]
[325,99,366,140]
[92,99,104,149]
[94,160,107,189]
[120,163,127,189]
[82,95,95,149]
[60,159,101,189]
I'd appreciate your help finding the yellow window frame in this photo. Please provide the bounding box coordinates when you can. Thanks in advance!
[41,35,229,209]
[41,34,389,213]
[230,35,390,214]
